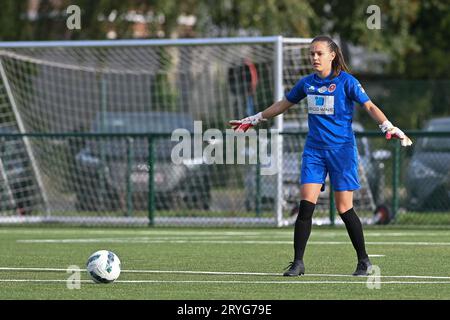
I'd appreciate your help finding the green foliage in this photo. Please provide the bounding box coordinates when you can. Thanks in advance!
[69,0,130,40]
[0,0,30,40]
[0,0,448,125]
[403,0,450,78]
[151,48,178,112]
[308,0,422,75]
[152,73,178,112]
[357,79,438,130]
[202,0,316,37]
[0,0,447,80]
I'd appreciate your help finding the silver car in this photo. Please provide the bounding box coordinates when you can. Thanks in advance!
[406,117,450,211]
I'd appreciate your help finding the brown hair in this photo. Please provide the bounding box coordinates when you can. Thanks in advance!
[311,35,350,78]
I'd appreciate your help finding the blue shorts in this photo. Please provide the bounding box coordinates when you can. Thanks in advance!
[300,145,360,191]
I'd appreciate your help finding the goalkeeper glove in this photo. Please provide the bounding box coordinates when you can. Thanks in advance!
[379,120,413,147]
[229,112,266,132]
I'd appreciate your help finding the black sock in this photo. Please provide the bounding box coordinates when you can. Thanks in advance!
[293,200,316,261]
[340,208,369,261]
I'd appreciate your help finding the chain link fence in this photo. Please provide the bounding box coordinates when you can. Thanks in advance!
[0,129,449,227]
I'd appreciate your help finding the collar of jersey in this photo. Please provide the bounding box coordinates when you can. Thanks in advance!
[314,70,336,82]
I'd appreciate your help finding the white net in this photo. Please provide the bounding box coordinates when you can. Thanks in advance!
[0,79,44,216]
[0,43,280,130]
[0,37,374,226]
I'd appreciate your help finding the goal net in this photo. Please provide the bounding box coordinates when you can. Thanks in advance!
[0,37,375,226]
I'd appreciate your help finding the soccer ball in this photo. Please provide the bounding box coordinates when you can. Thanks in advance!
[86,250,121,284]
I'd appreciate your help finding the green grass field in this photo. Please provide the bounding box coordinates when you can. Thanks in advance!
[0,226,449,300]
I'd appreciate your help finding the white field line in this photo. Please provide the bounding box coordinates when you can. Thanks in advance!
[0,230,273,236]
[3,229,450,237]
[16,238,450,246]
[0,267,449,280]
[13,234,450,241]
[1,279,450,284]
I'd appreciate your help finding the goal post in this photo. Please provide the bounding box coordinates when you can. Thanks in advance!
[0,60,50,215]
[0,36,313,226]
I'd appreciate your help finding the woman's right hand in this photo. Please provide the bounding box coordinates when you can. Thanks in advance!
[379,121,413,147]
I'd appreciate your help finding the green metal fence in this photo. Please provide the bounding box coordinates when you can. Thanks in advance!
[0,131,449,227]
[285,130,450,227]
[346,131,449,226]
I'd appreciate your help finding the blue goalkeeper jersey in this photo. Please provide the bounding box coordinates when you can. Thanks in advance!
[285,71,370,149]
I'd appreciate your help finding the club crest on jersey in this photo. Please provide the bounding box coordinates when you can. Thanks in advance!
[328,84,336,93]
[318,86,327,93]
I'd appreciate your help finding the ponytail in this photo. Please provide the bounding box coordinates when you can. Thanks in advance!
[311,36,350,78]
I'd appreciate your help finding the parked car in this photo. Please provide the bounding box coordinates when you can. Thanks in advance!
[406,117,450,211]
[244,120,391,215]
[0,126,40,215]
[74,112,211,212]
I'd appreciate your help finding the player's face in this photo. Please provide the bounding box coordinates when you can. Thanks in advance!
[310,41,336,73]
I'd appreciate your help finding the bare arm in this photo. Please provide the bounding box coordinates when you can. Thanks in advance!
[228,99,295,132]
[363,100,413,146]
[261,99,295,119]
[362,100,388,125]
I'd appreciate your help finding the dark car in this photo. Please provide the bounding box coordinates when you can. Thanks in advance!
[0,126,41,215]
[74,112,211,212]
[406,117,450,211]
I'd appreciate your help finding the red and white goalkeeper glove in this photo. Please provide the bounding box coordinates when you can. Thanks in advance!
[379,120,413,147]
[229,112,266,132]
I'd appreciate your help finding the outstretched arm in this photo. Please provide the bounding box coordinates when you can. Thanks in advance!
[261,99,295,119]
[362,100,413,146]
[361,100,388,125]
[229,99,295,132]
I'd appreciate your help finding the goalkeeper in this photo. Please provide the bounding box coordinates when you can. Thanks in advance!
[229,35,412,276]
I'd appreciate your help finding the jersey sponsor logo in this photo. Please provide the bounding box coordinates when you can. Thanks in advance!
[328,83,336,93]
[318,86,327,93]
[358,83,366,93]
[307,94,335,115]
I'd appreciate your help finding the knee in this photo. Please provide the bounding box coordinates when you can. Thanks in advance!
[297,200,316,221]
[337,204,354,215]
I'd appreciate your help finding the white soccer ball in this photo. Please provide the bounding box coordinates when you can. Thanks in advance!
[86,250,121,284]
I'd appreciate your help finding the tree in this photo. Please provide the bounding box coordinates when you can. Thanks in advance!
[198,0,317,37]
[1,0,449,80]
[404,0,450,79]
[0,1,31,41]
[308,0,423,75]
